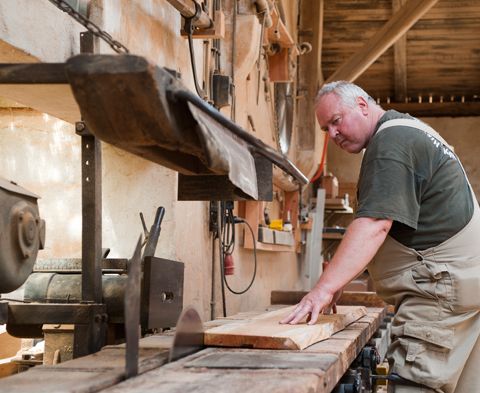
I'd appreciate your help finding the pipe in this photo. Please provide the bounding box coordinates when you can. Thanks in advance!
[166,0,213,29]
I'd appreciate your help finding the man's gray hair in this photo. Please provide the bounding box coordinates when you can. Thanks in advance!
[315,81,375,108]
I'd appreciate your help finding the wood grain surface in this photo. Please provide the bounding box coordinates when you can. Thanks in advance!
[204,305,367,350]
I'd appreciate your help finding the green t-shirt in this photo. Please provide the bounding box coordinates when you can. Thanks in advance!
[356,110,474,250]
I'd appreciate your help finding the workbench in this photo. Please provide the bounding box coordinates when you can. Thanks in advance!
[0,298,387,393]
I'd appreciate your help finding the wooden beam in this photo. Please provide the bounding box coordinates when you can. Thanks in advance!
[295,0,324,176]
[383,101,480,117]
[393,0,407,102]
[326,0,439,83]
[0,63,79,123]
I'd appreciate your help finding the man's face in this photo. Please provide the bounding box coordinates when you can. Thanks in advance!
[315,93,370,153]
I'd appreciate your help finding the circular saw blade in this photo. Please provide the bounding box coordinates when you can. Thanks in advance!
[169,306,204,362]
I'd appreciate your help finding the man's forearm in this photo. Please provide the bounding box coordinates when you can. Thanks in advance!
[280,216,392,325]
[316,217,392,295]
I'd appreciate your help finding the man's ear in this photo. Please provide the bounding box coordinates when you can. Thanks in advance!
[357,96,369,116]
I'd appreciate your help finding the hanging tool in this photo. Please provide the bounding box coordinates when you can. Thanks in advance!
[140,206,166,259]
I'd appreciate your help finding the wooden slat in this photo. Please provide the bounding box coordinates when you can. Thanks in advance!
[325,0,439,83]
[393,0,408,102]
[383,101,480,117]
[271,290,387,308]
[0,347,170,393]
[305,308,385,370]
[204,305,367,350]
[0,305,386,393]
[98,364,324,393]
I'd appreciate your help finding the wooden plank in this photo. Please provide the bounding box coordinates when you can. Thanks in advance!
[0,63,80,123]
[185,350,338,370]
[97,366,324,393]
[0,63,68,84]
[268,48,290,82]
[271,290,387,308]
[0,347,170,393]
[0,327,21,358]
[305,337,356,369]
[0,368,124,393]
[0,357,19,378]
[204,305,367,350]
[304,309,385,375]
[53,347,168,373]
[326,0,439,83]
[0,84,80,123]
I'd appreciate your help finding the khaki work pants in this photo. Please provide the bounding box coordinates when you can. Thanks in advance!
[387,329,480,393]
[369,118,480,393]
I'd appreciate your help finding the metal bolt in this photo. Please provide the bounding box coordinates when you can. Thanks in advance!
[76,122,86,132]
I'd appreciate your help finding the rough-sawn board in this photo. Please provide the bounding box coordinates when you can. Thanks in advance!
[205,305,367,350]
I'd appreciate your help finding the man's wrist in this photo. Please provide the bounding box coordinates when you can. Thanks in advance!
[312,281,336,298]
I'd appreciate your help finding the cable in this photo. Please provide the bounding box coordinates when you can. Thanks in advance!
[186,28,207,99]
[310,134,329,183]
[210,235,216,320]
[183,4,208,99]
[222,218,257,295]
[217,201,227,317]
[221,202,235,255]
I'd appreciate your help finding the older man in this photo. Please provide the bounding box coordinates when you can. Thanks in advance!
[281,81,480,393]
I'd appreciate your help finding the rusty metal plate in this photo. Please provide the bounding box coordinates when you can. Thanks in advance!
[142,257,184,330]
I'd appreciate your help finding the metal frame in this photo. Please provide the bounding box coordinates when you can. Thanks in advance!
[0,31,107,358]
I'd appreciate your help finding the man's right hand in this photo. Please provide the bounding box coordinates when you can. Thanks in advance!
[279,286,334,325]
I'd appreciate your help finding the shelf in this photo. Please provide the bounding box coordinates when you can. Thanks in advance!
[238,196,300,253]
[247,242,296,252]
[325,207,353,214]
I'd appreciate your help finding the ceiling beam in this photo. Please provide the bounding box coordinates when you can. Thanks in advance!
[326,0,439,84]
[383,102,480,117]
[393,0,407,102]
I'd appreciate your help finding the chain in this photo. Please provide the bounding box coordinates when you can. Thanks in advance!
[47,0,130,54]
